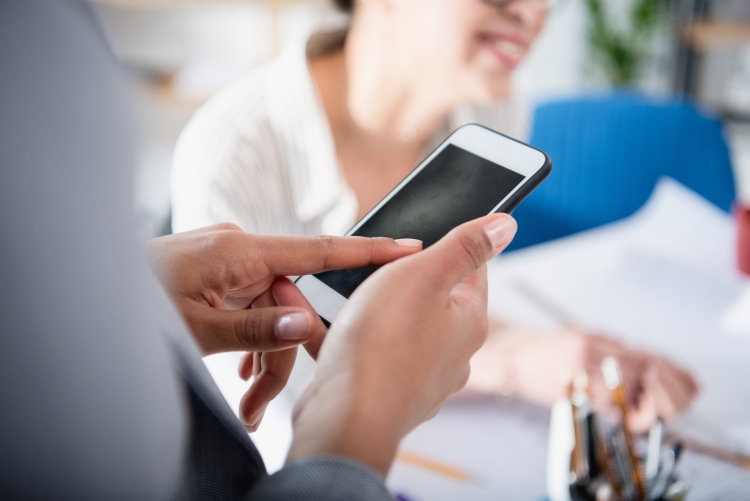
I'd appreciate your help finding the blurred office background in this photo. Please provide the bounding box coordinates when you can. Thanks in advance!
[87,3,750,494]
[91,0,750,240]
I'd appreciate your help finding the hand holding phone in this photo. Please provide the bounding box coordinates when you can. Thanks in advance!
[288,214,518,477]
[296,123,552,323]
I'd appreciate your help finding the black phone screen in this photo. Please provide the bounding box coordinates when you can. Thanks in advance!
[314,144,525,298]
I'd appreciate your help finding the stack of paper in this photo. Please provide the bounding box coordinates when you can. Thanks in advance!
[389,178,750,500]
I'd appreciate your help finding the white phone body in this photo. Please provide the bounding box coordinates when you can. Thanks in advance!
[296,123,551,324]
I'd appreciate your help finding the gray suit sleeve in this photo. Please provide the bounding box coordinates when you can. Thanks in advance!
[0,2,396,500]
[0,1,185,498]
[248,457,393,501]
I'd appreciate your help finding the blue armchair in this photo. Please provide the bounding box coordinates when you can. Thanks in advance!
[508,93,736,251]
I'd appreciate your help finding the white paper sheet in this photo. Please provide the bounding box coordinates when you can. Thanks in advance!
[390,178,750,500]
[722,286,750,337]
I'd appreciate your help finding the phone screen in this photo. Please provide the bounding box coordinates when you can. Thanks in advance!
[314,144,526,298]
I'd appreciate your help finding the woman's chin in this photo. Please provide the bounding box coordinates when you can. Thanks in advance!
[453,64,514,103]
[465,79,513,104]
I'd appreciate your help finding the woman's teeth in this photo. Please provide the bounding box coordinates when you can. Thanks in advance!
[490,39,524,58]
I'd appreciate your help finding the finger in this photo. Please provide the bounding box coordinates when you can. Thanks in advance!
[185,302,317,355]
[236,289,279,380]
[239,347,298,430]
[449,265,490,352]
[238,352,254,381]
[254,234,422,277]
[612,352,649,406]
[195,222,243,234]
[585,333,627,354]
[646,360,696,418]
[580,340,645,401]
[661,358,700,396]
[628,355,696,419]
[589,376,613,412]
[450,263,488,307]
[271,277,329,359]
[242,285,302,429]
[253,352,261,378]
[415,214,516,293]
[644,376,681,419]
[627,391,658,433]
[252,287,277,309]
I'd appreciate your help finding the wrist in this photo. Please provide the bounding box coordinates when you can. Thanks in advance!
[287,376,406,477]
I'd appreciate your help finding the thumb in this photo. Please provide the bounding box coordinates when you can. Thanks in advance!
[417,213,517,292]
[189,303,317,355]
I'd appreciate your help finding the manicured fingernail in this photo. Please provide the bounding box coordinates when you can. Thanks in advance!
[395,238,422,248]
[276,312,310,340]
[484,216,517,250]
[248,407,266,431]
[252,411,266,430]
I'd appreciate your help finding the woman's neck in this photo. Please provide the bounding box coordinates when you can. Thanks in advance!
[310,21,465,151]
[345,21,458,142]
[308,20,468,218]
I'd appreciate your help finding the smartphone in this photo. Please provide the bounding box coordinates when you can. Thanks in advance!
[296,123,552,325]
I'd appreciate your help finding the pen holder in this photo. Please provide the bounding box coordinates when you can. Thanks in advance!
[546,399,689,501]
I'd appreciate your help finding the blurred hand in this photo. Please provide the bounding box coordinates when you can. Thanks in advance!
[287,214,518,477]
[468,326,698,432]
[145,223,422,429]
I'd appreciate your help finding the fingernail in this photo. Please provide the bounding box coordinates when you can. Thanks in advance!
[276,312,310,340]
[247,407,266,431]
[395,238,422,248]
[484,216,517,250]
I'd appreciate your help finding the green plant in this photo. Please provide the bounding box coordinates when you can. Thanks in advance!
[583,0,671,86]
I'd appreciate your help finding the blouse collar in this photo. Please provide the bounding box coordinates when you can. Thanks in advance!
[264,32,345,224]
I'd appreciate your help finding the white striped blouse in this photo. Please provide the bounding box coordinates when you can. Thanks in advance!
[171,31,533,237]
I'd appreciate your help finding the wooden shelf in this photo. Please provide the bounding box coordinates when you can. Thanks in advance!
[683,22,750,50]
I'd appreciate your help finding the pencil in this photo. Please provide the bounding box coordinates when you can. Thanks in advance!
[396,450,473,482]
[602,356,647,500]
[513,278,576,327]
[663,432,750,471]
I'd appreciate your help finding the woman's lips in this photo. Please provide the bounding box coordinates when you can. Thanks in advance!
[479,35,527,68]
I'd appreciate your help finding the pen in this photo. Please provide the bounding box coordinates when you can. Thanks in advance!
[648,443,682,501]
[593,417,624,501]
[645,418,663,485]
[570,371,592,484]
[513,278,577,327]
[610,427,637,500]
[662,431,750,471]
[584,411,603,480]
[395,450,473,482]
[602,356,647,500]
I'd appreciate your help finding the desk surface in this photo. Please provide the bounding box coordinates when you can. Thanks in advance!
[388,179,750,500]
